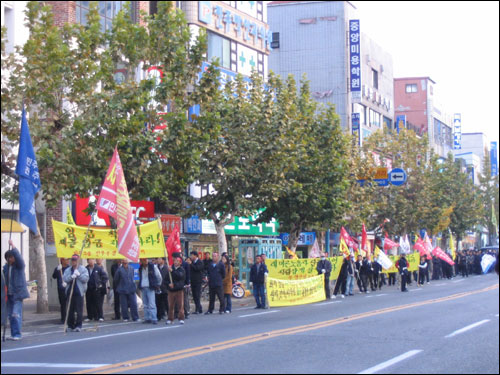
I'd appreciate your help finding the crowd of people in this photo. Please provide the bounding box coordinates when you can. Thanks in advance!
[1,240,498,341]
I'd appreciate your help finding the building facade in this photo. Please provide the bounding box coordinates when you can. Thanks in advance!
[454,132,491,185]
[268,1,394,143]
[394,77,454,158]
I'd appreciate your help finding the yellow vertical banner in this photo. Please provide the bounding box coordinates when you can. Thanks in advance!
[266,274,326,307]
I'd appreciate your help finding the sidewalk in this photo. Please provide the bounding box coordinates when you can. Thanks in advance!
[19,291,256,328]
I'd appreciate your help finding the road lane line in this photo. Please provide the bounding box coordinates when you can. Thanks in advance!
[312,301,342,306]
[2,363,110,369]
[357,350,423,374]
[1,326,181,353]
[375,294,387,297]
[238,310,280,318]
[445,319,491,338]
[72,284,498,375]
[409,289,422,292]
[452,279,466,283]
[436,283,446,286]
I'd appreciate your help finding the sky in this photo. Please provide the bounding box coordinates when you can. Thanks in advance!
[354,1,499,144]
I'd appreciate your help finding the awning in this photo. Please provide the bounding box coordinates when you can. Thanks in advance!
[1,219,26,233]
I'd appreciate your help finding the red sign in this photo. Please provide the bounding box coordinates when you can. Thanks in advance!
[75,195,154,226]
[158,214,182,236]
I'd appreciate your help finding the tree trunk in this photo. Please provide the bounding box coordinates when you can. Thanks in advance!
[317,231,325,253]
[32,222,49,313]
[288,223,303,253]
[215,221,228,255]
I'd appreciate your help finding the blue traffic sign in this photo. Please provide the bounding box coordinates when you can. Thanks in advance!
[389,168,407,186]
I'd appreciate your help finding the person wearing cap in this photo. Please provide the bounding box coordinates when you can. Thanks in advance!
[114,258,139,322]
[3,240,30,340]
[166,254,186,325]
[52,257,70,324]
[63,254,90,332]
[189,251,204,314]
[138,258,162,324]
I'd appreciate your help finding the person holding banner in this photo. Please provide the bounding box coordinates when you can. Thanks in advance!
[355,255,367,293]
[316,252,332,299]
[3,240,30,340]
[114,259,139,322]
[52,258,70,324]
[396,254,409,292]
[250,255,268,309]
[63,255,89,332]
[166,254,186,325]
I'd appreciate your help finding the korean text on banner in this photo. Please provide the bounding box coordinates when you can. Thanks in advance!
[97,147,140,262]
[53,219,165,259]
[267,258,343,281]
[266,275,325,307]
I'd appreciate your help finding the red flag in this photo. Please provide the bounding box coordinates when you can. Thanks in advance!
[384,236,398,250]
[362,223,368,254]
[432,246,455,266]
[97,147,140,262]
[341,227,358,250]
[414,238,431,259]
[165,224,181,266]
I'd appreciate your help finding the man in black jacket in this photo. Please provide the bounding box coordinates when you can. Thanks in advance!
[396,254,409,292]
[332,256,348,299]
[355,255,368,293]
[52,258,70,323]
[205,252,226,314]
[156,257,169,321]
[250,255,268,309]
[166,255,186,325]
[85,259,109,322]
[189,251,204,314]
[181,254,191,319]
[317,252,333,299]
[110,259,122,320]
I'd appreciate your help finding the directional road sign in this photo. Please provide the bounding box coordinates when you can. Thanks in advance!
[389,168,407,186]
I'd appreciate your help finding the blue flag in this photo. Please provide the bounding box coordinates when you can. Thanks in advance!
[15,108,41,234]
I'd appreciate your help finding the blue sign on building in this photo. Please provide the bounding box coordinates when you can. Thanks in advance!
[184,215,202,234]
[349,20,361,103]
[491,142,498,177]
[352,113,361,146]
[395,115,406,134]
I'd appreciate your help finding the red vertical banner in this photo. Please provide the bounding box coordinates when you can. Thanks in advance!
[165,224,181,266]
[97,148,140,262]
[362,223,369,256]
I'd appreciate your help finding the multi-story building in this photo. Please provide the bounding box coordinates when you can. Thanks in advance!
[268,1,394,143]
[454,132,491,185]
[394,77,454,158]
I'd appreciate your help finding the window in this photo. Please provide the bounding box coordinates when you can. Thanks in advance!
[76,1,124,31]
[271,32,280,49]
[207,31,231,69]
[372,69,378,90]
[369,109,381,127]
[405,84,417,93]
[353,103,366,126]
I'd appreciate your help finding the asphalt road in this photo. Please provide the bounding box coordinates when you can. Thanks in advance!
[2,273,499,374]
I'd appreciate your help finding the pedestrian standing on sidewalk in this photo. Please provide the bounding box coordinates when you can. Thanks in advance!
[63,254,89,332]
[332,255,347,299]
[52,257,70,324]
[205,252,226,314]
[317,252,332,299]
[166,254,186,325]
[114,258,139,322]
[418,256,427,286]
[110,259,122,320]
[372,258,383,291]
[222,254,233,313]
[85,258,108,322]
[189,251,204,314]
[396,254,409,292]
[156,257,169,321]
[345,255,356,296]
[138,258,162,325]
[3,240,30,340]
[95,259,108,320]
[250,254,267,309]
[181,254,191,319]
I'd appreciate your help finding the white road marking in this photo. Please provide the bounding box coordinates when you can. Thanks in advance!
[445,319,491,338]
[1,326,180,353]
[239,310,280,318]
[23,321,136,338]
[1,363,110,369]
[436,283,446,286]
[358,350,423,374]
[452,279,466,283]
[409,289,422,292]
[375,294,387,297]
[313,301,342,306]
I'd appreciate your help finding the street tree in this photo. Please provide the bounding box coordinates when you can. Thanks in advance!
[1,2,215,311]
[257,76,350,252]
[478,151,499,245]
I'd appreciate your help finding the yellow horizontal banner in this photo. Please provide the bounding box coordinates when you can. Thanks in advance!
[267,257,343,281]
[52,219,166,259]
[267,275,326,307]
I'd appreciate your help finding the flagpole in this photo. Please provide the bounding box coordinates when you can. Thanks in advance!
[63,210,94,334]
[158,219,173,285]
